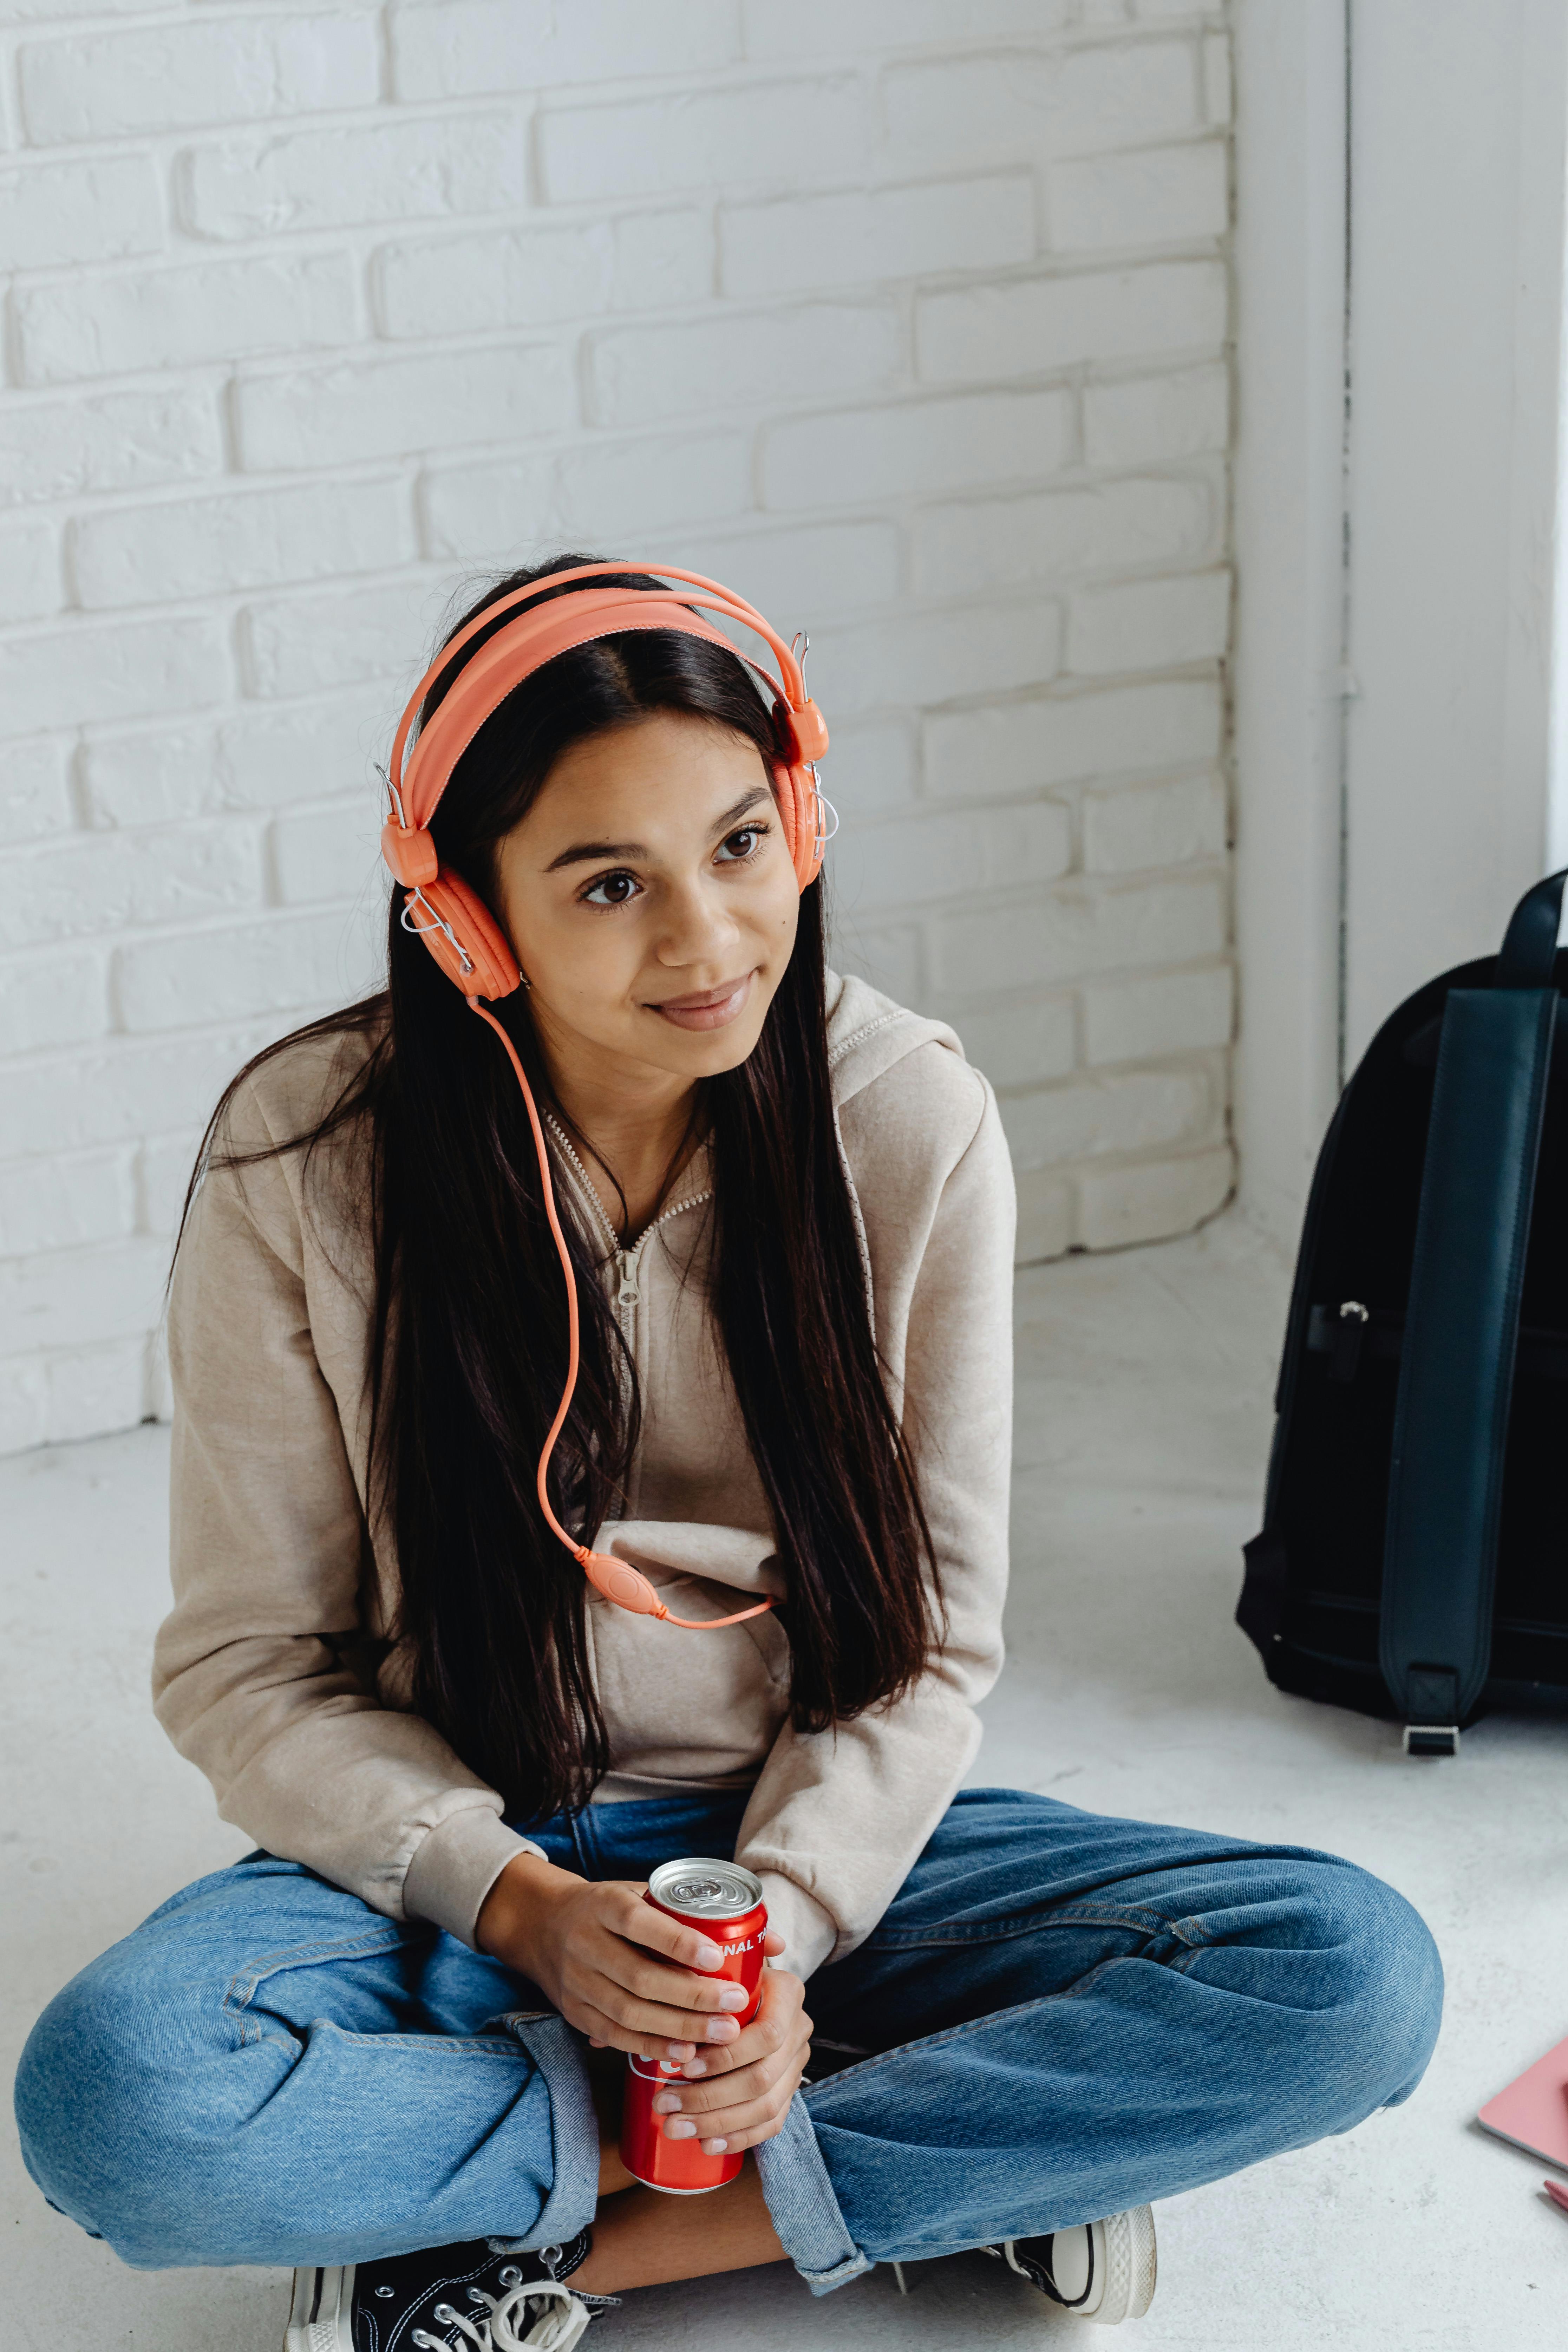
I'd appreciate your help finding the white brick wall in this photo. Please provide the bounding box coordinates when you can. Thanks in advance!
[0,0,1234,1453]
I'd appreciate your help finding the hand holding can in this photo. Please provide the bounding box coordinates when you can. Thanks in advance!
[619,1860,767,2194]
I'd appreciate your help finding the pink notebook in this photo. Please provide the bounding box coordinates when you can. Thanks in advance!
[1478,2036,1568,2173]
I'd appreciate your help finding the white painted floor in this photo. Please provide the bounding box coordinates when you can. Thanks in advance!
[5,1214,1567,2351]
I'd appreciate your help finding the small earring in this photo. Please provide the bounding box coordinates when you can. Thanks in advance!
[518,975,533,990]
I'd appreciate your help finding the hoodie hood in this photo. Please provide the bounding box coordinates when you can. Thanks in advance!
[823,972,968,1323]
[824,969,967,1107]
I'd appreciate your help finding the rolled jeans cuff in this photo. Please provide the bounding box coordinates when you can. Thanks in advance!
[491,2010,600,2254]
[755,2090,871,2295]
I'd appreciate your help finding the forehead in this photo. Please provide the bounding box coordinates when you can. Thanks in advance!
[533,712,769,816]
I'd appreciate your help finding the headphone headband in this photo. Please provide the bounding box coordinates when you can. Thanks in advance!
[386,562,827,836]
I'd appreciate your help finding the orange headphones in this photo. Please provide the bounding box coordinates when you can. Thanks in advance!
[381,562,834,1633]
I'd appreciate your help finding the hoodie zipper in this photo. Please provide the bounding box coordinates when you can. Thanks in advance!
[543,1112,713,1344]
[610,1194,711,1320]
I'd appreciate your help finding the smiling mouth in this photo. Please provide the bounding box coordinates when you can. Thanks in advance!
[646,974,756,1031]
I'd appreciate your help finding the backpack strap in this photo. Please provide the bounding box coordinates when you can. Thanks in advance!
[1379,871,1565,1753]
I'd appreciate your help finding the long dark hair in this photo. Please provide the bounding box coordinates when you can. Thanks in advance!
[180,556,940,1822]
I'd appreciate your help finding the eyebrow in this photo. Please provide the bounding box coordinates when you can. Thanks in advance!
[544,785,771,872]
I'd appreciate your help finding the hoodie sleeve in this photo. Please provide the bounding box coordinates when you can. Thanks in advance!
[154,1084,541,1948]
[734,1045,1015,1975]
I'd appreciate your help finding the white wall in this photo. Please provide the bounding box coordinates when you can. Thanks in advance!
[1230,0,1347,1249]
[1340,0,1568,1064]
[0,0,1236,1453]
[1233,0,1568,1254]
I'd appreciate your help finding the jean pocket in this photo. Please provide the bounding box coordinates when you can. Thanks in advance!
[221,1919,430,2048]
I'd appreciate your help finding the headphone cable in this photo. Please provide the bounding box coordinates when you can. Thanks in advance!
[465,995,776,1633]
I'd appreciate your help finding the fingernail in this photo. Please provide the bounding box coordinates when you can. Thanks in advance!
[693,1940,723,1970]
[700,2138,728,2155]
[664,2118,697,2140]
[652,2094,681,2115]
[665,2043,696,2062]
[682,2060,708,2078]
[706,2019,738,2042]
[717,1985,749,2011]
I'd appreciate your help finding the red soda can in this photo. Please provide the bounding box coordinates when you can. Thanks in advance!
[619,1857,767,2194]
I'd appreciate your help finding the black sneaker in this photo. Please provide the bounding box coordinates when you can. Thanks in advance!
[982,2205,1157,2323]
[282,2228,611,2351]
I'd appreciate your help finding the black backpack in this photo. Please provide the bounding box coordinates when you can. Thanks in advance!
[1237,870,1568,1755]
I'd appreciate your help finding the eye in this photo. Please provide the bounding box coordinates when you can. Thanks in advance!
[581,869,642,908]
[716,823,767,864]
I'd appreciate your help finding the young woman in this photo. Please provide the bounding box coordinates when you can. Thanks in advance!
[17,558,1442,2348]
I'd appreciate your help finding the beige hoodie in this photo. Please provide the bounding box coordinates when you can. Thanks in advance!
[154,974,1016,1980]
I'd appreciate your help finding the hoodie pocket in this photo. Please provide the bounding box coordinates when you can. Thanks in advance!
[586,1574,790,1783]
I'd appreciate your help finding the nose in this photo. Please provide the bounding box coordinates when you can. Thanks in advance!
[654,870,741,971]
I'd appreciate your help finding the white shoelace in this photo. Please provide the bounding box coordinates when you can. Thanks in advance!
[410,2276,592,2352]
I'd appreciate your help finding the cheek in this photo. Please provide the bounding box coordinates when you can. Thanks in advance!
[758,865,801,952]
[496,875,631,1008]
[550,919,644,1013]
[739,879,800,1028]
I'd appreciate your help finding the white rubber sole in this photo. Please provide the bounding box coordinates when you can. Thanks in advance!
[1002,2206,1158,2323]
[1079,2206,1158,2324]
[282,2263,354,2352]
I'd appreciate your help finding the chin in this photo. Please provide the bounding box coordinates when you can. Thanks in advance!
[651,1012,769,1075]
[687,1026,766,1073]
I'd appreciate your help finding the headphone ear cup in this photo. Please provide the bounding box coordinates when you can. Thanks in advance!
[775,762,824,890]
[407,868,522,999]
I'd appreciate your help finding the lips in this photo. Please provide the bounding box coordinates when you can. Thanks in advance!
[646,974,755,1032]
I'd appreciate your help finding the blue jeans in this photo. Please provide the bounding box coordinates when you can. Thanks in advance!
[14,1789,1442,2294]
